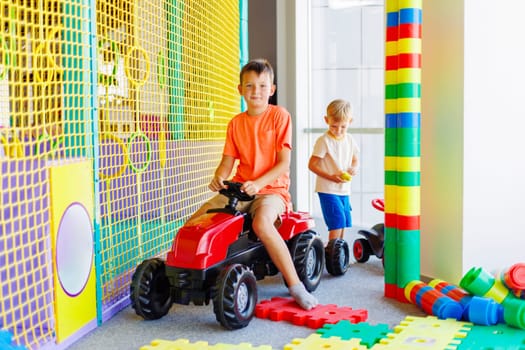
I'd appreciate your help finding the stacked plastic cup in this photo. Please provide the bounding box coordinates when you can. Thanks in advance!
[460,266,525,329]
[405,280,463,320]
[429,279,503,325]
[495,263,525,300]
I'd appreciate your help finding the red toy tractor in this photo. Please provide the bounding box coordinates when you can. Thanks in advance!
[129,181,328,329]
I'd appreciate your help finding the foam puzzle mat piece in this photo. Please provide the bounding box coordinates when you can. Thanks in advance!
[140,339,273,350]
[211,342,273,350]
[140,339,208,350]
[284,333,367,350]
[0,330,27,350]
[317,320,390,347]
[255,297,368,329]
[450,323,525,350]
[370,316,472,349]
[393,315,472,336]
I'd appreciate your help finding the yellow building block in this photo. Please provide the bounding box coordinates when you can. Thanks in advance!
[284,334,366,350]
[140,339,273,350]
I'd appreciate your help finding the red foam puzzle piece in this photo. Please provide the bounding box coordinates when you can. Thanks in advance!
[255,297,368,329]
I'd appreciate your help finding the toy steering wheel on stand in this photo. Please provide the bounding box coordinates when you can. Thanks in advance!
[372,198,384,212]
[208,181,255,215]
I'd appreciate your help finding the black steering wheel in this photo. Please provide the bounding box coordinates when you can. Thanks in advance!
[219,181,255,202]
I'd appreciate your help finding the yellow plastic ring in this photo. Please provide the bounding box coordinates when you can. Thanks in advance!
[34,134,64,159]
[0,34,9,80]
[98,133,129,180]
[127,131,152,173]
[34,26,63,84]
[124,46,150,87]
[45,27,64,73]
[0,132,24,158]
[98,38,120,86]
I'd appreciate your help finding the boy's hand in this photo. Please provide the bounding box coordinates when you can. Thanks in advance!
[209,176,227,192]
[241,181,260,196]
[348,167,358,176]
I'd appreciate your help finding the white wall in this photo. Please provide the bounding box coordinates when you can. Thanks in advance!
[422,0,525,283]
[463,0,525,272]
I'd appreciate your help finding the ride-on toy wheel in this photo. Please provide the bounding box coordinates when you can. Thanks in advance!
[325,238,350,276]
[353,238,373,263]
[130,258,173,320]
[288,231,324,292]
[212,264,257,330]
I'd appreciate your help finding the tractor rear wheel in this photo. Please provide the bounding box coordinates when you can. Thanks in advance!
[289,231,324,292]
[213,264,257,330]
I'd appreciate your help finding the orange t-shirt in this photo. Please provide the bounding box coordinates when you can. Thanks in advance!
[223,105,292,208]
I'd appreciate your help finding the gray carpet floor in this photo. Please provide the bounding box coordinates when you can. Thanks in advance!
[68,223,425,350]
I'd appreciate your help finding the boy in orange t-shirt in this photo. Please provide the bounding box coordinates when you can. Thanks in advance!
[188,58,318,310]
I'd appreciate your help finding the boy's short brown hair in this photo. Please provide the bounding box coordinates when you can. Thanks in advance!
[240,58,275,84]
[326,99,352,122]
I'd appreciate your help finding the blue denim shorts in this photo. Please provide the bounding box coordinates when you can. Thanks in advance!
[318,192,352,230]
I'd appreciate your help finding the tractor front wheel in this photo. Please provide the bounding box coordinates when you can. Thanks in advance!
[130,258,173,320]
[325,238,350,276]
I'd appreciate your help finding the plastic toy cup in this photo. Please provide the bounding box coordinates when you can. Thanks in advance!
[430,279,472,306]
[503,263,525,290]
[502,298,525,329]
[460,267,495,296]
[407,280,463,320]
[461,267,512,304]
[434,299,464,320]
[405,280,424,302]
[467,296,503,326]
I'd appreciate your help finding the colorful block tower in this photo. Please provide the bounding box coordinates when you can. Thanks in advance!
[384,0,422,302]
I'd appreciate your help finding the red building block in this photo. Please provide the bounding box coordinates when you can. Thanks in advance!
[255,297,368,329]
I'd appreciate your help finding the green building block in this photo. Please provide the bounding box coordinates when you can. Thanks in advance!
[317,320,390,347]
[450,323,525,349]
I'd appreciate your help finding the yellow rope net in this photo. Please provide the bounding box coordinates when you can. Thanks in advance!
[0,0,240,348]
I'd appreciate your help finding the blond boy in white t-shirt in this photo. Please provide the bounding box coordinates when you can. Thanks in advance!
[308,99,360,241]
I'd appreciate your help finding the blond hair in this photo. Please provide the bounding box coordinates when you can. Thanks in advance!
[326,99,352,122]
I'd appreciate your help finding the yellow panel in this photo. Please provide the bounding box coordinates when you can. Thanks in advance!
[385,156,421,172]
[385,70,398,85]
[386,98,422,113]
[399,0,422,9]
[49,160,97,343]
[385,185,420,216]
[397,68,421,84]
[386,0,399,12]
[386,41,398,56]
[396,98,421,113]
[397,38,422,54]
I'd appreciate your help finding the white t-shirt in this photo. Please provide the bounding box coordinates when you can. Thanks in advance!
[311,132,359,195]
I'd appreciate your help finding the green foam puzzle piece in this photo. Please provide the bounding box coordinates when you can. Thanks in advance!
[317,320,390,347]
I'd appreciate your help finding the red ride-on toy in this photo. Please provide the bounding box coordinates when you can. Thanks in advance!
[130,181,325,330]
[353,198,384,265]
